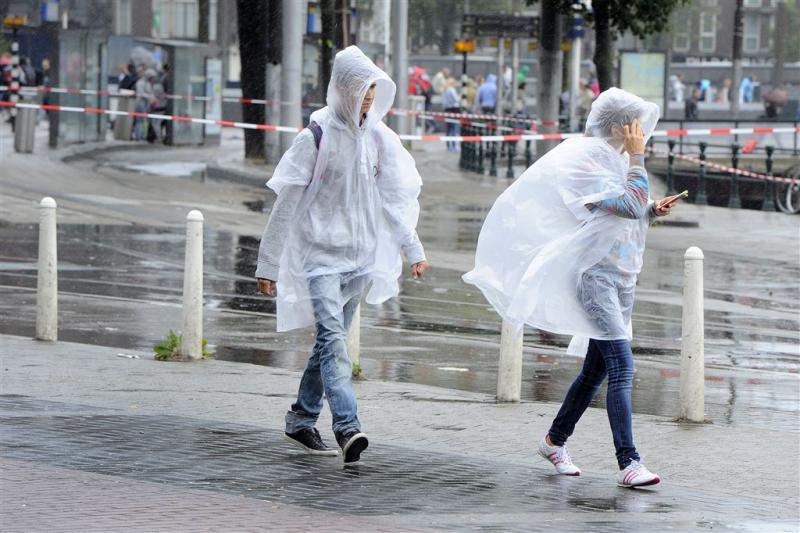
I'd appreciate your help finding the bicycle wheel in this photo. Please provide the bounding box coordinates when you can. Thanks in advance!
[775,164,800,214]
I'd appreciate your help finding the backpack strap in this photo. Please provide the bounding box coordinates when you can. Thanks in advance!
[308,121,323,150]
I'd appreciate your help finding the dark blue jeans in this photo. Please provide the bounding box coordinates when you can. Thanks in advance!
[548,338,640,469]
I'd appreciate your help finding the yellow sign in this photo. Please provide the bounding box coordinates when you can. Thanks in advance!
[454,39,476,53]
[528,42,539,51]
[3,15,27,26]
[560,41,572,52]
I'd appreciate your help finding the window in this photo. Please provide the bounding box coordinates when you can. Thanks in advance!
[175,0,199,39]
[672,10,691,52]
[744,13,760,52]
[744,0,761,6]
[209,0,218,42]
[699,12,716,52]
[115,0,131,34]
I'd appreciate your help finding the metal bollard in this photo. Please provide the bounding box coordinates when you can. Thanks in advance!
[180,210,204,360]
[497,320,523,402]
[761,146,776,212]
[36,197,58,342]
[666,139,677,195]
[458,124,469,170]
[477,127,486,174]
[695,142,708,205]
[524,139,532,167]
[728,143,742,209]
[347,303,361,368]
[680,246,705,422]
[489,140,498,177]
[506,140,516,178]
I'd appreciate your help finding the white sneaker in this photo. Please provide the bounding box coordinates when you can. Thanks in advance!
[617,460,661,488]
[537,436,581,476]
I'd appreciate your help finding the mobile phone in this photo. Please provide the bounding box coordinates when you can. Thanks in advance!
[664,190,689,205]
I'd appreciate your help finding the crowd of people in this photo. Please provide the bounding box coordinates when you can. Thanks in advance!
[0,53,51,126]
[114,60,170,143]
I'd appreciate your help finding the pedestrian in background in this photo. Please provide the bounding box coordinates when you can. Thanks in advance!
[256,46,429,464]
[477,74,497,114]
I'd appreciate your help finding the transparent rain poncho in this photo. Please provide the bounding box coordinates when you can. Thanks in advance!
[463,88,660,352]
[268,46,423,332]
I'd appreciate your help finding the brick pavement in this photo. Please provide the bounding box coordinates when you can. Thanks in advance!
[1,335,798,531]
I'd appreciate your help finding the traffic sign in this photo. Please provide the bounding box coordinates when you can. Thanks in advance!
[3,15,27,26]
[454,39,476,53]
[462,14,540,40]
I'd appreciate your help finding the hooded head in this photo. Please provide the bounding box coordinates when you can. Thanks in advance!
[584,87,660,146]
[484,74,497,87]
[327,46,395,132]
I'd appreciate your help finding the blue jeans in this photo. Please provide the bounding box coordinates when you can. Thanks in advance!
[548,338,640,469]
[285,273,365,437]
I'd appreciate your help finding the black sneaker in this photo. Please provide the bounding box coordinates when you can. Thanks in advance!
[284,428,339,456]
[336,431,369,464]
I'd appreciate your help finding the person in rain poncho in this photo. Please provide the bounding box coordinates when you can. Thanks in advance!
[255,46,429,464]
[464,88,683,488]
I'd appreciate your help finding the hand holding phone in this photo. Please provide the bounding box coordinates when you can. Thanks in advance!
[662,190,689,208]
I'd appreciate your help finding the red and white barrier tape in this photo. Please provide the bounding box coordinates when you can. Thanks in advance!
[0,100,303,133]
[2,100,796,147]
[664,151,797,184]
[2,84,543,123]
[415,113,538,134]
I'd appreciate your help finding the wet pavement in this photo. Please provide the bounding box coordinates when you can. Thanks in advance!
[0,393,792,531]
[0,218,797,432]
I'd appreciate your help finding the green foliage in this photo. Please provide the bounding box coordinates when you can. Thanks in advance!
[153,329,213,361]
[528,0,691,39]
[352,362,363,378]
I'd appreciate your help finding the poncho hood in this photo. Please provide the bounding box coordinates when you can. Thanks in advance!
[316,46,396,134]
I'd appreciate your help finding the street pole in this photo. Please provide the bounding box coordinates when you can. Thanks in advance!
[496,38,504,115]
[537,1,563,154]
[510,39,519,115]
[265,0,282,163]
[391,0,409,135]
[568,10,584,133]
[497,320,523,402]
[10,27,19,130]
[461,51,469,109]
[730,0,744,117]
[280,0,303,153]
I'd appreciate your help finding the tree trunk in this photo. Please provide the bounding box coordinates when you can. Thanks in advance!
[730,0,744,116]
[538,0,563,153]
[198,0,209,43]
[592,0,614,91]
[320,0,335,94]
[236,0,267,159]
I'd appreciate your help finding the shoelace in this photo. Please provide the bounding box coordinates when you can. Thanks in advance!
[550,446,573,466]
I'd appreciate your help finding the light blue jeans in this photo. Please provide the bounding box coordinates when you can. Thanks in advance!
[285,273,365,437]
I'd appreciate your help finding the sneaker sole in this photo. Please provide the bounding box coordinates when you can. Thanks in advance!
[283,434,339,457]
[342,433,369,464]
[618,476,661,488]
[537,449,581,476]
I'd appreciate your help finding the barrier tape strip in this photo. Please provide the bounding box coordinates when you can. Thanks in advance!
[662,150,798,184]
[2,100,797,146]
[0,100,303,133]
[2,84,541,124]
[416,112,538,134]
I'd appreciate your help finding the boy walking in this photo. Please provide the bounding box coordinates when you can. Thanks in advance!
[256,46,428,464]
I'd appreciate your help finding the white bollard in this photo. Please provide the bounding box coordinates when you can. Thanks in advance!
[680,246,705,422]
[180,210,204,360]
[497,319,523,402]
[35,197,58,341]
[346,303,361,367]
